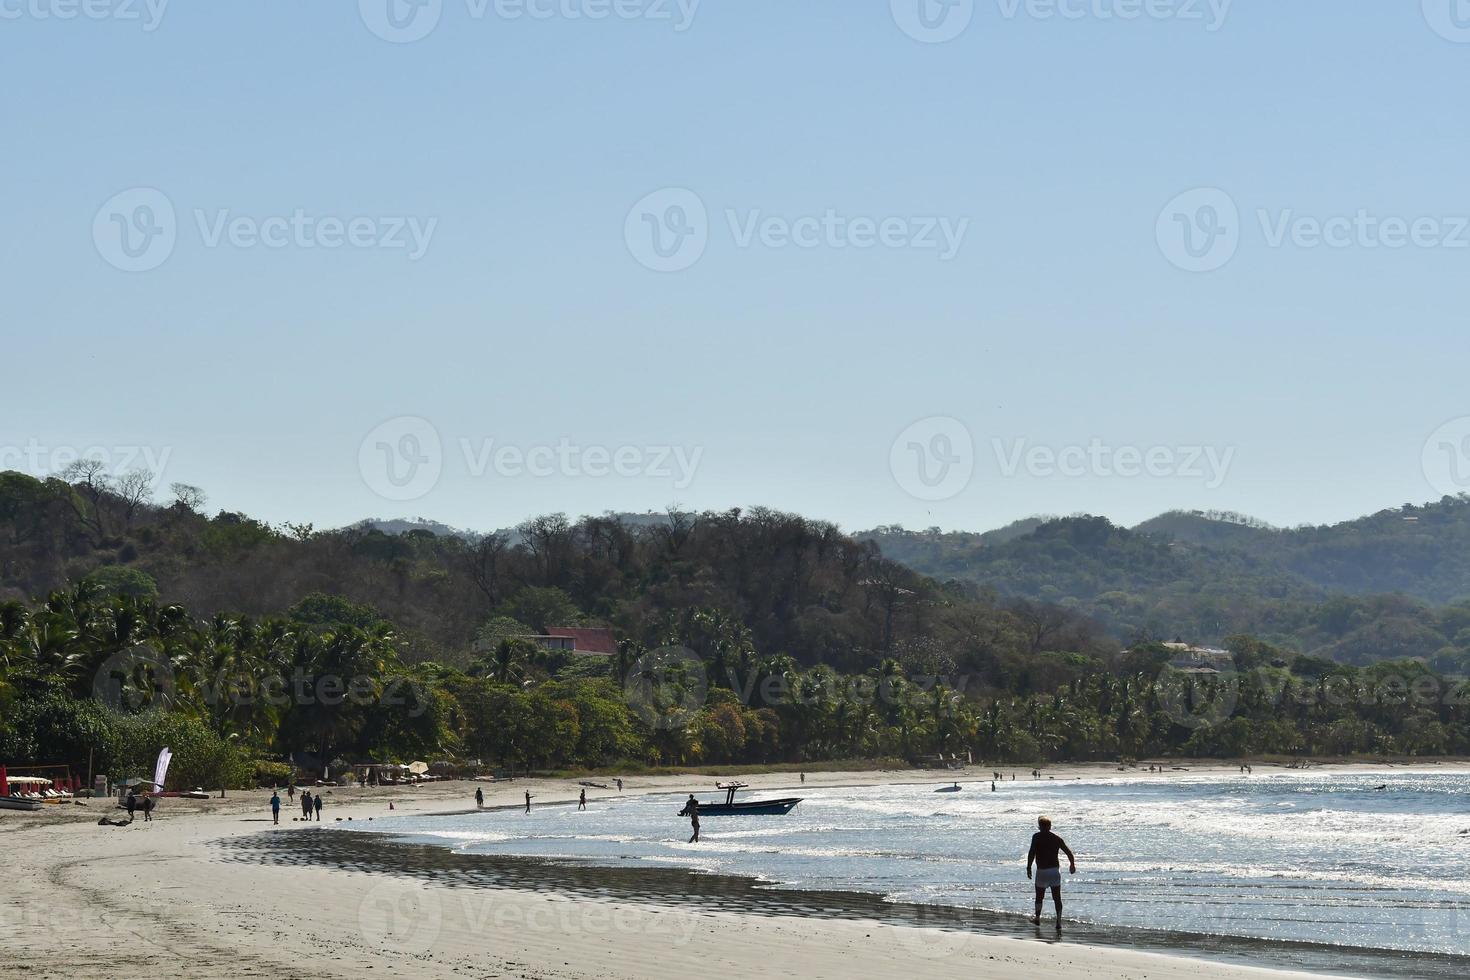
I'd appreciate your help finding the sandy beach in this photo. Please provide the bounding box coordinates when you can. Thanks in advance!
[5,762,1464,980]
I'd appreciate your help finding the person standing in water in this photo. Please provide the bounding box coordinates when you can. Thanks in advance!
[681,795,700,843]
[1026,815,1076,927]
[616,778,623,793]
[475,787,484,809]
[578,789,587,810]
[524,791,533,814]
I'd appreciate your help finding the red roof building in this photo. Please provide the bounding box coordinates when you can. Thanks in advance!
[530,627,618,658]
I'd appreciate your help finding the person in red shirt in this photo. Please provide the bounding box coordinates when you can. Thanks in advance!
[1026,815,1077,926]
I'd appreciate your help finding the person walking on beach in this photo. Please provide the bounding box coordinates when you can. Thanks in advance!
[313,794,323,821]
[125,789,137,821]
[681,795,700,843]
[475,787,484,808]
[1026,815,1076,927]
[524,791,533,814]
[616,778,623,793]
[271,791,281,825]
[301,790,312,820]
[288,782,295,802]
[579,789,587,810]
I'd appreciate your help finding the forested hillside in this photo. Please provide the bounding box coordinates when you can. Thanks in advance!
[862,497,1470,671]
[0,469,1107,676]
[3,469,1467,785]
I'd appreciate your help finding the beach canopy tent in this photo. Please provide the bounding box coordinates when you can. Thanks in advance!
[119,777,161,789]
[5,776,52,786]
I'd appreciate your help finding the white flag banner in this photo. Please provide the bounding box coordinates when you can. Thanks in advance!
[153,747,173,792]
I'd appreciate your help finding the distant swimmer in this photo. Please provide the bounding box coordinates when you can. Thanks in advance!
[1027,815,1077,928]
[1374,784,1388,791]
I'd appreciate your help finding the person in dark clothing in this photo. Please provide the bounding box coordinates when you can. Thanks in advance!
[313,794,323,821]
[681,795,700,843]
[142,796,154,822]
[524,791,533,814]
[475,787,484,808]
[579,789,586,810]
[301,790,312,820]
[271,791,281,825]
[125,790,137,821]
[1026,815,1076,926]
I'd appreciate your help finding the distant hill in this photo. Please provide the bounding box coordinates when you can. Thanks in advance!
[861,496,1470,668]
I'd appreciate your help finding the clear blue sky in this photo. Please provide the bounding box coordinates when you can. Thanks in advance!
[5,1,1469,535]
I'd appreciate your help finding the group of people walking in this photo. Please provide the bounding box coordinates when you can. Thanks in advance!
[268,785,322,824]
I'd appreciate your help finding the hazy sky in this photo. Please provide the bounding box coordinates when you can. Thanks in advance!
[5,1,1469,535]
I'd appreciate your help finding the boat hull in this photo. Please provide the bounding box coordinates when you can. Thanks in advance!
[0,797,43,811]
[684,797,802,816]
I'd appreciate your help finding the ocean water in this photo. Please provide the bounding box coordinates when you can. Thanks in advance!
[343,771,1470,959]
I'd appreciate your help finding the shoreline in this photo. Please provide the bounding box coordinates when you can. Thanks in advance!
[4,763,1466,980]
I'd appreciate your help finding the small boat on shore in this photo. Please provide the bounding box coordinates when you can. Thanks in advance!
[679,782,801,816]
[0,796,44,811]
[935,783,962,793]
